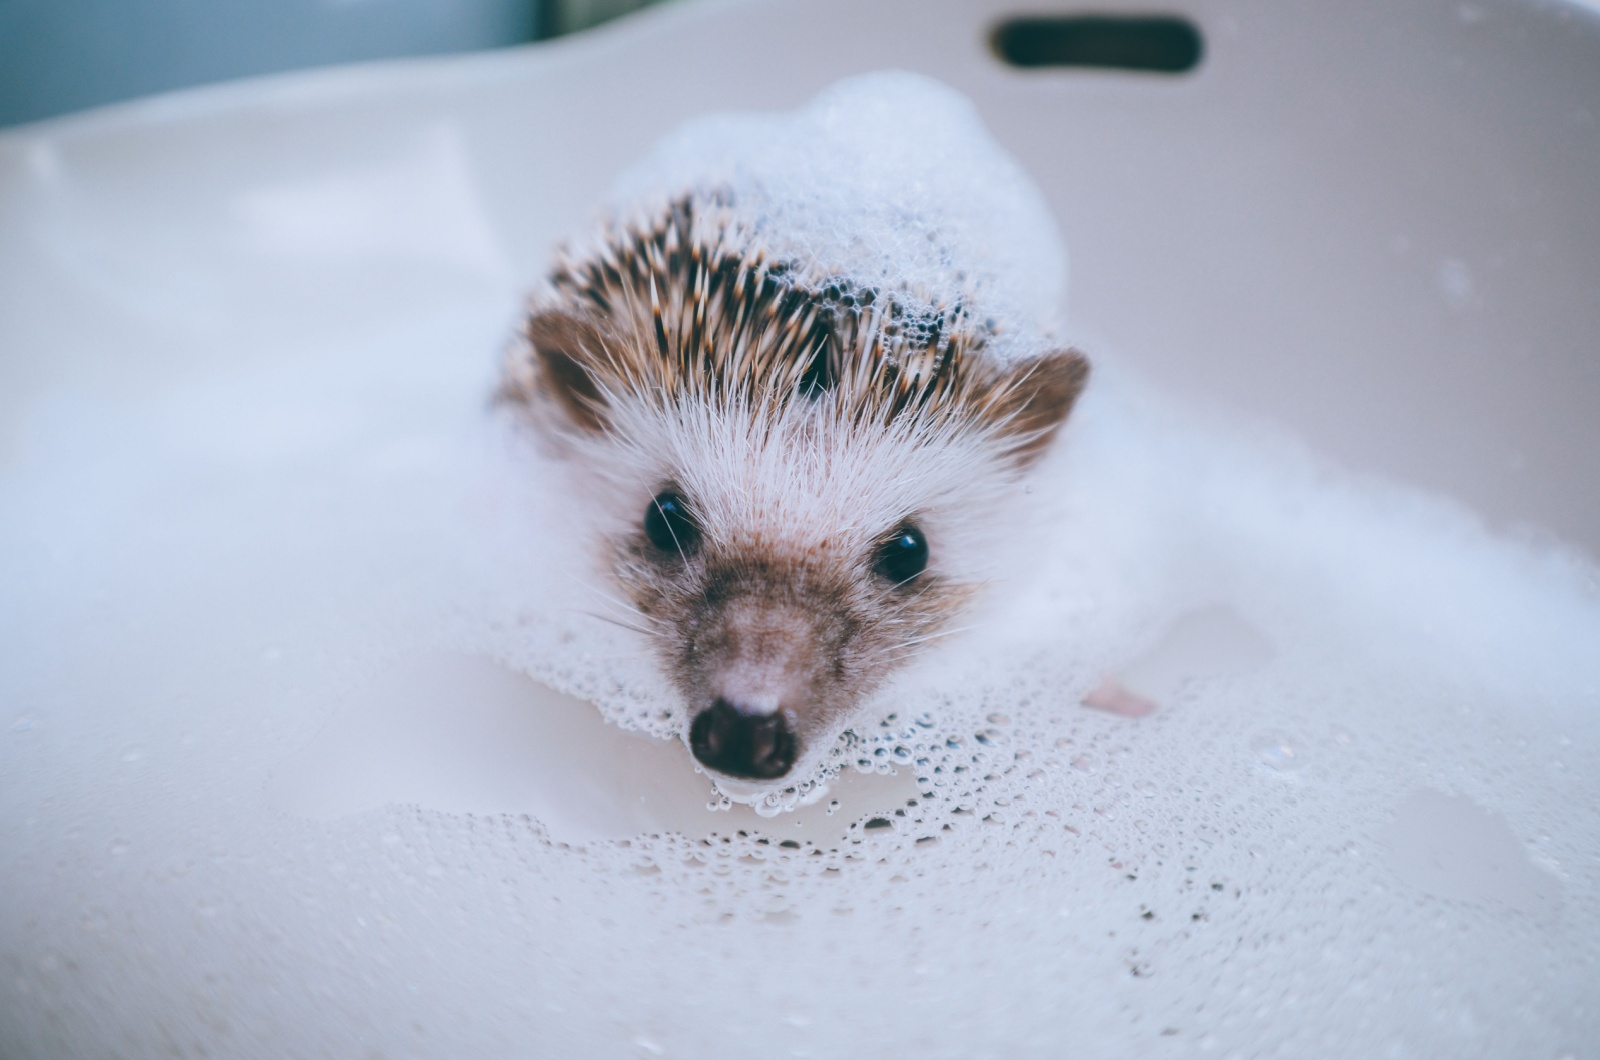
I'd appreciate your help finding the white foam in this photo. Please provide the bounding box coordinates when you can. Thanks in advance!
[3,76,1599,1059]
[602,70,1070,360]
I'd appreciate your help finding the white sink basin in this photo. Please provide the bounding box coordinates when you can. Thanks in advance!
[2,2,1597,1057]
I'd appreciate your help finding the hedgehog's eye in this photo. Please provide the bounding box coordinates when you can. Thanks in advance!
[873,523,928,586]
[644,491,700,558]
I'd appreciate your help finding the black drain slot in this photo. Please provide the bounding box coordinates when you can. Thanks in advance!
[991,14,1203,73]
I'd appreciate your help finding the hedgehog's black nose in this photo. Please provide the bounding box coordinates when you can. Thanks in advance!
[689,699,797,780]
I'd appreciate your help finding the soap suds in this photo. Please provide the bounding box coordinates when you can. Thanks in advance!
[597,71,1069,363]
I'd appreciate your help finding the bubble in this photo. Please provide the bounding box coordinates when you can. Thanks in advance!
[1250,732,1303,773]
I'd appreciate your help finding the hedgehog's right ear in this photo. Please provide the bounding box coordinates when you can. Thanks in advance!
[988,347,1091,467]
[518,308,612,434]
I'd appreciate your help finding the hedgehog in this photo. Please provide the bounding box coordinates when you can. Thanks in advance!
[500,77,1089,795]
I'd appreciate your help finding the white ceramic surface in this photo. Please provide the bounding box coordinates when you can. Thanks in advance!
[3,2,1598,1057]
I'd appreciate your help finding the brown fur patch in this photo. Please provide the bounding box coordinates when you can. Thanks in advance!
[523,309,611,433]
[986,347,1092,466]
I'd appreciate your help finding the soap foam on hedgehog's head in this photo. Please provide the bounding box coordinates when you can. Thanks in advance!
[606,70,1069,360]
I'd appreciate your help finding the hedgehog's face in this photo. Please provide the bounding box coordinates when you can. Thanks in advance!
[622,486,941,784]
[606,410,986,787]
[507,262,1087,791]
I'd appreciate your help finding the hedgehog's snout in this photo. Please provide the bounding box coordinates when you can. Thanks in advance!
[689,699,797,780]
[679,591,821,783]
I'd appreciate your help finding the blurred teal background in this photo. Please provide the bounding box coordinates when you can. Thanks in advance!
[0,0,670,127]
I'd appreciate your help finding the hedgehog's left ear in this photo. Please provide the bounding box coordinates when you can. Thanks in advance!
[989,348,1090,467]
[516,308,613,434]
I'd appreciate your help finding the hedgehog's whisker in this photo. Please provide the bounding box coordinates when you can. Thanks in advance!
[592,597,664,633]
[900,624,978,647]
[877,583,936,620]
[573,609,658,637]
[561,572,666,633]
[880,624,981,666]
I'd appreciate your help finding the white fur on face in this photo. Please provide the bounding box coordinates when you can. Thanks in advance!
[571,388,1028,784]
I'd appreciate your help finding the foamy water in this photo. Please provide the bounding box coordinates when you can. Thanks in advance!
[2,75,1598,1059]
